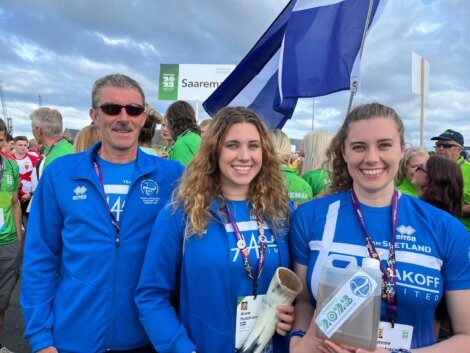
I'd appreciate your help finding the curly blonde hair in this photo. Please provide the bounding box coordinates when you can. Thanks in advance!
[174,107,290,236]
[326,102,405,193]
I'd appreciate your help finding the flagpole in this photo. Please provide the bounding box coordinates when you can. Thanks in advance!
[420,58,426,147]
[347,0,375,115]
[195,99,200,121]
[311,98,314,131]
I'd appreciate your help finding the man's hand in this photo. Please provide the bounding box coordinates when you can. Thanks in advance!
[37,346,58,353]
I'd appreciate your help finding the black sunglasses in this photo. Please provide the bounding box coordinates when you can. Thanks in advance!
[98,104,145,117]
[434,142,460,149]
[416,164,428,174]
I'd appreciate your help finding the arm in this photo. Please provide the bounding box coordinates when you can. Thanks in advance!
[135,206,196,353]
[290,262,325,353]
[11,192,22,242]
[21,168,63,352]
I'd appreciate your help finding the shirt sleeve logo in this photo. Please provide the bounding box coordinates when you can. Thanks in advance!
[72,186,88,200]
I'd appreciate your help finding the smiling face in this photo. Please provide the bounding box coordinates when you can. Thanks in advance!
[342,116,404,200]
[218,122,263,200]
[405,154,429,182]
[90,86,145,162]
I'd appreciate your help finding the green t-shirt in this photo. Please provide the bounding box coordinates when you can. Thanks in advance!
[458,156,470,231]
[281,166,313,203]
[302,169,331,197]
[396,177,418,198]
[168,131,201,166]
[43,139,74,169]
[0,156,19,245]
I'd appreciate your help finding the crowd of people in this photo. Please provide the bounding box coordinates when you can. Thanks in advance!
[0,73,468,353]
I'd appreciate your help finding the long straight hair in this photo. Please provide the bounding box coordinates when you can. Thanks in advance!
[420,155,463,217]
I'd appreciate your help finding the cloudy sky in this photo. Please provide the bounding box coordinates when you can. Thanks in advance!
[0,0,468,148]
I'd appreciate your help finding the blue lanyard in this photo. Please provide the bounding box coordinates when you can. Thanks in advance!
[226,204,267,298]
[93,159,121,247]
[350,189,399,325]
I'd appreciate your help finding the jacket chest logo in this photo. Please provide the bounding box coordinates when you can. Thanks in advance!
[140,179,160,205]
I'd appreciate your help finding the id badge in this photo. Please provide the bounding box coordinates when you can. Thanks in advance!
[376,321,413,350]
[235,295,273,353]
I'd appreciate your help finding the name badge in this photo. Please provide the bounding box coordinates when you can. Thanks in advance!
[376,321,413,350]
[235,295,273,353]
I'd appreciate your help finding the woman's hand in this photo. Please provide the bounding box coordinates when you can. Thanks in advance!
[319,340,389,353]
[276,304,295,336]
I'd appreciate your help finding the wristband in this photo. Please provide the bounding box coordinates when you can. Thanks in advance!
[391,349,412,353]
[288,329,306,341]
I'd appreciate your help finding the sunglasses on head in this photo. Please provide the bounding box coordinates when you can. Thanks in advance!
[98,103,145,117]
[434,142,460,149]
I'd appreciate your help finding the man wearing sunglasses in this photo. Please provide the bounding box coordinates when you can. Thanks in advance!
[22,74,184,353]
[431,129,470,231]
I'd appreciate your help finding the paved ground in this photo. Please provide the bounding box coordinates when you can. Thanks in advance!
[2,278,30,353]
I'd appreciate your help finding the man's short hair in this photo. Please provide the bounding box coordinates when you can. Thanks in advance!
[0,118,6,133]
[30,107,63,137]
[14,135,28,144]
[91,74,145,109]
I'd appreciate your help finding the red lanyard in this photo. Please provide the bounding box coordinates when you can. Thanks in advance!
[350,189,399,325]
[226,204,267,298]
[93,159,121,247]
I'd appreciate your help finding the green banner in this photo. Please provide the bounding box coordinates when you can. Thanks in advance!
[158,64,179,100]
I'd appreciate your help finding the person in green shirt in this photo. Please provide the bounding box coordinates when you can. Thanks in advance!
[270,129,312,203]
[431,129,470,231]
[0,119,22,353]
[301,131,333,198]
[395,146,429,197]
[165,100,201,166]
[30,107,74,170]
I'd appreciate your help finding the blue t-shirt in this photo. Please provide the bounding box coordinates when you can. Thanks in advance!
[225,200,281,310]
[290,190,470,349]
[96,156,135,224]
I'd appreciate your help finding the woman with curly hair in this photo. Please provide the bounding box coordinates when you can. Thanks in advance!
[395,147,429,197]
[136,107,294,353]
[165,100,201,165]
[289,102,470,353]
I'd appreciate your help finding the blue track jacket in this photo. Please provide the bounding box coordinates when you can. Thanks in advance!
[21,143,184,353]
[135,202,291,353]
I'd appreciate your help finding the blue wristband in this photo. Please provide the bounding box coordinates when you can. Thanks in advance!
[288,329,306,341]
[390,350,412,353]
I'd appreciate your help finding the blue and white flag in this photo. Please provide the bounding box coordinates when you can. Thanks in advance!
[203,0,387,130]
[203,1,297,130]
[278,0,387,110]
